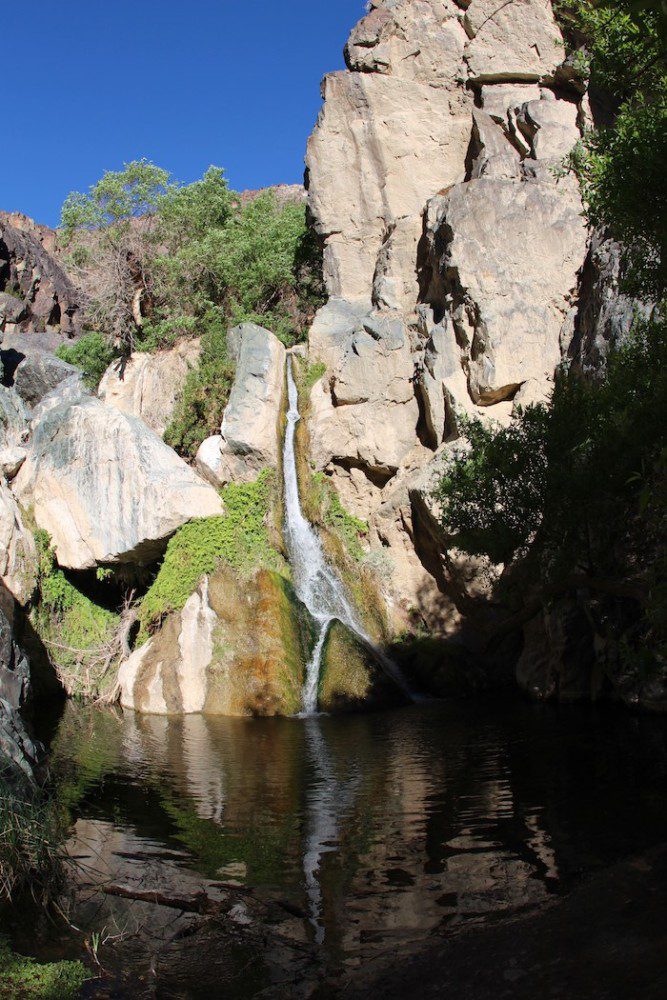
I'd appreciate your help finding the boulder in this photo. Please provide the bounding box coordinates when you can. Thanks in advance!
[14,393,223,570]
[309,313,419,490]
[0,216,82,338]
[0,599,30,710]
[119,568,310,717]
[0,482,37,605]
[424,175,588,402]
[0,697,43,786]
[197,324,285,487]
[318,619,408,713]
[306,70,471,308]
[464,0,566,83]
[98,339,201,435]
[12,351,83,407]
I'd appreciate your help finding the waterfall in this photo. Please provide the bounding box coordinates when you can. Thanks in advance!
[283,357,413,714]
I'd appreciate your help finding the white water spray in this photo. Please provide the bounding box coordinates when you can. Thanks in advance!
[283,357,412,714]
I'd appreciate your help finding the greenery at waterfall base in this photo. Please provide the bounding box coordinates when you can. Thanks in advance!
[0,938,87,1000]
[138,470,284,636]
[58,161,324,456]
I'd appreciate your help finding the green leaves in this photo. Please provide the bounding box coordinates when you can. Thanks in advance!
[60,158,172,235]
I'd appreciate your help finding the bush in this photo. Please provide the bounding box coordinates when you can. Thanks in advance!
[138,470,284,635]
[0,786,64,906]
[31,530,120,698]
[55,331,116,390]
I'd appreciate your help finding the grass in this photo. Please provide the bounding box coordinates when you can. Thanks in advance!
[0,937,87,1000]
[138,470,286,636]
[0,786,64,906]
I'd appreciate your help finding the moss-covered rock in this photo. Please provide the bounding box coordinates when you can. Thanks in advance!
[120,566,313,717]
[318,620,408,713]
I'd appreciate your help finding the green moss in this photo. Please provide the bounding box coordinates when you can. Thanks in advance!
[31,531,120,698]
[139,471,285,636]
[0,937,87,999]
[318,621,405,713]
[321,483,368,564]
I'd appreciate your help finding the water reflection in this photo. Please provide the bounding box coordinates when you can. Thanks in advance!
[46,701,667,977]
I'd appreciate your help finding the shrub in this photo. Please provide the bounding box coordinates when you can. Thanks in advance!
[55,331,116,390]
[138,470,284,635]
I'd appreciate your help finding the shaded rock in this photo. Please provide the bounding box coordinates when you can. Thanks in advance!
[516,597,598,702]
[198,324,285,487]
[318,619,408,713]
[0,385,29,450]
[0,698,43,786]
[0,599,30,710]
[515,90,580,163]
[13,351,82,407]
[464,0,566,83]
[98,340,201,435]
[0,481,37,604]
[420,318,477,446]
[424,176,588,402]
[14,394,223,570]
[119,568,310,717]
[309,299,372,369]
[469,109,521,180]
[0,216,82,338]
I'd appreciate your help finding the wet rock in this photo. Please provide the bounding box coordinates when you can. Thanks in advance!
[14,394,223,570]
[318,619,408,713]
[0,598,31,710]
[119,568,310,717]
[0,698,43,786]
[98,340,201,435]
[0,481,37,605]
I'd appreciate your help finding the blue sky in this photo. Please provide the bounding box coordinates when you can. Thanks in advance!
[2,0,364,227]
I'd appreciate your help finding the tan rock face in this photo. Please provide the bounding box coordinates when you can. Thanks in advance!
[196,324,285,487]
[424,175,588,402]
[0,482,37,605]
[119,568,309,717]
[98,340,200,436]
[464,0,565,83]
[14,392,223,570]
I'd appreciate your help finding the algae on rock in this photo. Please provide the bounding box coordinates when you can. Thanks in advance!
[318,620,408,714]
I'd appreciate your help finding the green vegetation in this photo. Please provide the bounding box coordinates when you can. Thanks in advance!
[163,311,235,458]
[434,313,667,675]
[319,478,369,564]
[0,937,87,1000]
[139,470,284,635]
[55,331,115,389]
[0,785,64,905]
[31,530,120,698]
[554,0,666,298]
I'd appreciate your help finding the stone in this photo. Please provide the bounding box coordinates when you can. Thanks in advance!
[512,378,552,413]
[98,339,201,435]
[209,324,285,486]
[318,619,409,713]
[0,482,37,605]
[309,314,419,482]
[0,216,82,338]
[309,299,371,369]
[0,386,29,451]
[119,568,310,717]
[464,0,566,83]
[469,109,521,180]
[306,70,471,307]
[424,175,588,403]
[0,601,31,710]
[516,597,597,702]
[420,319,477,445]
[195,435,226,488]
[0,292,26,327]
[515,90,581,163]
[13,351,83,407]
[0,697,43,786]
[13,394,223,571]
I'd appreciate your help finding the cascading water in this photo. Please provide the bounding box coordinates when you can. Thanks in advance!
[283,356,413,714]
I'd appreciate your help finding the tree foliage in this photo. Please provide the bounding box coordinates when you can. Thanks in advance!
[555,1,666,298]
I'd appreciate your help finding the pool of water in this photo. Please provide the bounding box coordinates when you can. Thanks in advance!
[33,699,667,995]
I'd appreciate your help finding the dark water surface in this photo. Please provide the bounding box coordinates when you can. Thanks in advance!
[34,700,667,995]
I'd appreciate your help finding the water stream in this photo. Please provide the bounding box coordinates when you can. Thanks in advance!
[282,356,390,714]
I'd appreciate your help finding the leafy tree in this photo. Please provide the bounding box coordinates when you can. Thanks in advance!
[60,159,171,234]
